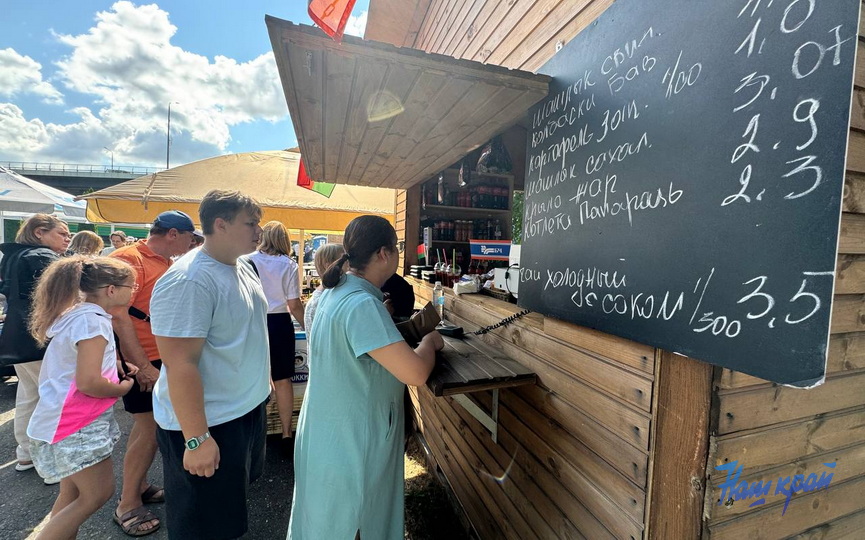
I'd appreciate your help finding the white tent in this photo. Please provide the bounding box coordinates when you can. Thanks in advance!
[0,166,86,217]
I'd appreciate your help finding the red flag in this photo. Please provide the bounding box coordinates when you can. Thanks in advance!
[297,158,336,198]
[297,158,313,188]
[308,0,358,42]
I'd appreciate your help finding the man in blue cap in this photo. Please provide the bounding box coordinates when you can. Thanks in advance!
[109,210,197,536]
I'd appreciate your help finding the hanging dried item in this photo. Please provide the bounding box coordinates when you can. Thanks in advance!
[458,155,472,187]
[437,172,445,204]
[476,135,513,174]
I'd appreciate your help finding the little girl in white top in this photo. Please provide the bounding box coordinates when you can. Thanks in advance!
[27,256,138,540]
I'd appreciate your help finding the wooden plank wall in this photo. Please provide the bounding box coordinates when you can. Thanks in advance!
[395,188,408,274]
[409,0,616,72]
[702,6,865,538]
[409,283,656,539]
[403,1,865,538]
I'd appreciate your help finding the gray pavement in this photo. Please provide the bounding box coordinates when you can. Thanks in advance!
[0,375,295,540]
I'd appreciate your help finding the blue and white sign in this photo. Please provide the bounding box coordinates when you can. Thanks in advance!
[470,239,511,261]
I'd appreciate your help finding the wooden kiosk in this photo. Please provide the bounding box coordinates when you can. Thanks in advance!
[268,1,865,537]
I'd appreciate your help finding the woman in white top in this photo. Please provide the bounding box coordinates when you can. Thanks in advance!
[249,221,305,447]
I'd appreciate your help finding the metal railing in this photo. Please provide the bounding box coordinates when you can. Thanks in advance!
[2,161,161,176]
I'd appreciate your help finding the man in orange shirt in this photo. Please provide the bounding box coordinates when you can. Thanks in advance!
[110,211,197,536]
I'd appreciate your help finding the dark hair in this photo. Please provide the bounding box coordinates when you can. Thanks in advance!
[321,216,396,288]
[198,190,262,235]
[149,225,169,237]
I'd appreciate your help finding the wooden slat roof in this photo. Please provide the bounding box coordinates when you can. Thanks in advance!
[265,16,550,189]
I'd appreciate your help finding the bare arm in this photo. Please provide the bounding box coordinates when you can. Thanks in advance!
[75,336,134,398]
[287,298,305,330]
[109,307,160,391]
[368,331,444,386]
[155,335,219,477]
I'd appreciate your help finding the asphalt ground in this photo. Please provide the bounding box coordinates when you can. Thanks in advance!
[0,375,295,540]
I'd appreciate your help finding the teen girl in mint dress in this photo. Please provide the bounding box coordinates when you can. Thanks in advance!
[288,216,443,539]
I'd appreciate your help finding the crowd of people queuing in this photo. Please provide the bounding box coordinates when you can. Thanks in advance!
[0,189,442,540]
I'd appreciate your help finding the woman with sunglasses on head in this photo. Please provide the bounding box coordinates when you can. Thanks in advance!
[0,214,71,475]
[288,216,443,540]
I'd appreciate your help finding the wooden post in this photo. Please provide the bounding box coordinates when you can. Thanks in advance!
[298,228,305,293]
[402,185,421,272]
[645,351,713,540]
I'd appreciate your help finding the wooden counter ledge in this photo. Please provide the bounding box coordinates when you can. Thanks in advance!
[428,333,537,397]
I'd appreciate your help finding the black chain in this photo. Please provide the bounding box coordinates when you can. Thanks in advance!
[471,309,532,335]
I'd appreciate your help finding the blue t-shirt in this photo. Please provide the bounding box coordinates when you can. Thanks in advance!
[150,248,270,430]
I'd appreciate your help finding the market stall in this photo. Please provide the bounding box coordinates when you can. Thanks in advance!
[270,2,865,538]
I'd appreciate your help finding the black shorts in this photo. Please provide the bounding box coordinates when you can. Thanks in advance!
[156,401,266,540]
[122,360,162,414]
[267,313,296,381]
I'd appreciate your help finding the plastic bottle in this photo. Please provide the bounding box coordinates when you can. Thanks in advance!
[433,281,445,322]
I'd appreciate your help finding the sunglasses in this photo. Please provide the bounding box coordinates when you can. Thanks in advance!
[101,283,140,292]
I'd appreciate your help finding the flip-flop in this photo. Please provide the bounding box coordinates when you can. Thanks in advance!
[113,506,160,537]
[140,485,165,504]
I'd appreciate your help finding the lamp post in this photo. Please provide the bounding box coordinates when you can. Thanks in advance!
[166,103,173,169]
[103,146,114,171]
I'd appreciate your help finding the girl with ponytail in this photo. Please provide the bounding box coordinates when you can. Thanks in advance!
[289,216,444,539]
[27,256,140,539]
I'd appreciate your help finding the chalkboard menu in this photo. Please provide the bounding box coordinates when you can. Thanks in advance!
[519,0,860,387]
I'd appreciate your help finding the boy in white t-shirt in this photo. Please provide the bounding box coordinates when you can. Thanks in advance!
[150,190,269,540]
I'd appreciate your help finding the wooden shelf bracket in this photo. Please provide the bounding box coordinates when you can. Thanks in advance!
[452,389,500,443]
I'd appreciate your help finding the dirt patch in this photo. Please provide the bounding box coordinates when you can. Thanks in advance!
[404,437,470,540]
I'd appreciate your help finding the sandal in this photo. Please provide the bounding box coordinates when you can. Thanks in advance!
[140,484,165,504]
[113,506,160,537]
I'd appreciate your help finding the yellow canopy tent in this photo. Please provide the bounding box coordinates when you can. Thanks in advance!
[78,150,396,233]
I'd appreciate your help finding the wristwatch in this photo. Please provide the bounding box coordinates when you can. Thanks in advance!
[184,431,211,451]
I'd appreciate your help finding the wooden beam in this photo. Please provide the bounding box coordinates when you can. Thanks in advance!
[645,351,713,540]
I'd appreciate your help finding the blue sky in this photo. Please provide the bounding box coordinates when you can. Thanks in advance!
[0,1,369,169]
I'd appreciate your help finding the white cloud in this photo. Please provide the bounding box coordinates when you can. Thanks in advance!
[0,1,289,167]
[0,48,64,105]
[344,10,367,38]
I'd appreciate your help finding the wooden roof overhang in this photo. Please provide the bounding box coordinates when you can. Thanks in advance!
[265,16,550,189]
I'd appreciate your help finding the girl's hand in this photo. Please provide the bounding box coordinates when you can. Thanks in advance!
[118,377,135,395]
[125,363,140,377]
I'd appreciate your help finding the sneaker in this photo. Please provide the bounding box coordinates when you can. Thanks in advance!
[15,461,35,472]
[43,477,60,486]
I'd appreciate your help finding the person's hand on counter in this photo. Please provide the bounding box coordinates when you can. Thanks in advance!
[420,330,444,353]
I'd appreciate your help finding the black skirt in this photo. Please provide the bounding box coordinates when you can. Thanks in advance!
[267,312,297,381]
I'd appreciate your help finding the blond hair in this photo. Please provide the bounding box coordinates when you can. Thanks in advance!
[15,214,67,246]
[29,256,135,346]
[69,230,104,256]
[314,243,345,277]
[258,221,291,256]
